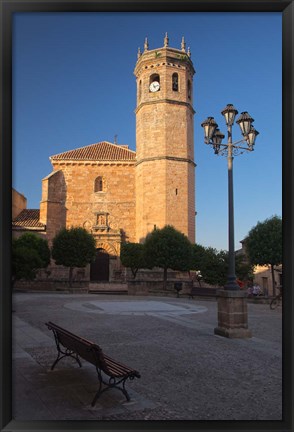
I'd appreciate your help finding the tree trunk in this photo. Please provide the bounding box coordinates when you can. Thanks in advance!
[271,264,276,297]
[163,268,167,290]
[132,268,138,279]
[69,267,73,288]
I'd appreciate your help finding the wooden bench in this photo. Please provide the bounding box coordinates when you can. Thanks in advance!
[45,321,140,406]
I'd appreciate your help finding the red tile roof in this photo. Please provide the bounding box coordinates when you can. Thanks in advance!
[50,141,136,162]
[12,209,45,229]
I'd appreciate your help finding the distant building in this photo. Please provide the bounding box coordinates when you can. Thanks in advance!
[253,264,282,296]
[237,239,282,297]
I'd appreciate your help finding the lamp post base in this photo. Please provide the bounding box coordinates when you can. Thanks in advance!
[214,289,252,338]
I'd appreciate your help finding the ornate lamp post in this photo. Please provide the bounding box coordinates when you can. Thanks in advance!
[201,104,259,338]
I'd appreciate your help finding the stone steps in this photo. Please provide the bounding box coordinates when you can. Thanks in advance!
[88,282,128,295]
[89,291,128,295]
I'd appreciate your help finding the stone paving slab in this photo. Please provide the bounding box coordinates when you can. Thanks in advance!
[64,299,207,316]
[11,292,283,421]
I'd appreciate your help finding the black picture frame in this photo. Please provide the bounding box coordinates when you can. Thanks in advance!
[1,1,293,431]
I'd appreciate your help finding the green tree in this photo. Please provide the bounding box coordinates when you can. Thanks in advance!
[52,227,96,287]
[191,244,253,287]
[235,254,254,282]
[120,242,147,279]
[15,233,51,267]
[12,233,50,285]
[191,244,227,286]
[245,215,282,297]
[144,225,193,289]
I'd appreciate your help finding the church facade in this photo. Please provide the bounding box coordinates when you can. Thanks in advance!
[13,35,196,283]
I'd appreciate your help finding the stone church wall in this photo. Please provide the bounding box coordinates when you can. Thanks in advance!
[40,170,67,243]
[34,160,136,284]
[12,188,27,219]
[40,162,136,253]
[49,162,136,243]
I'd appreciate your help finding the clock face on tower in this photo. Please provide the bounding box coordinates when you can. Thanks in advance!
[149,81,160,92]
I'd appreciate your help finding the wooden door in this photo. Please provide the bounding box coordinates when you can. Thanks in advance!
[90,249,109,281]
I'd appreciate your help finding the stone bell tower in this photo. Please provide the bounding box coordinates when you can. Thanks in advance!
[134,34,196,243]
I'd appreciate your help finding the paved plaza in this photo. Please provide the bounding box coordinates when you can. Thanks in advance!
[12,292,282,421]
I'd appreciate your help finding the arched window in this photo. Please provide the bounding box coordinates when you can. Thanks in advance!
[187,80,192,99]
[138,80,142,100]
[94,176,104,192]
[150,73,160,85]
[172,73,179,91]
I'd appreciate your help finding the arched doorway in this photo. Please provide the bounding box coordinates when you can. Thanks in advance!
[90,248,110,282]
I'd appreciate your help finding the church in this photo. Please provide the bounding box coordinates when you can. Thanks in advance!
[12,34,196,283]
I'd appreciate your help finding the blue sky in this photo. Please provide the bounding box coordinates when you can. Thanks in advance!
[12,12,282,251]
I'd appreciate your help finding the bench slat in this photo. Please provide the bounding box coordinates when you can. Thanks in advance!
[47,322,94,345]
[103,354,139,376]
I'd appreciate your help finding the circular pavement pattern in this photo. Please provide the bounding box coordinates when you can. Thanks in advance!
[64,300,207,316]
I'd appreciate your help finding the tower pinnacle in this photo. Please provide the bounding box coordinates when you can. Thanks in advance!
[181,36,186,52]
[144,37,149,52]
[164,32,169,47]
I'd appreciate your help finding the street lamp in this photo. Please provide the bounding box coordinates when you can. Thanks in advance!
[201,104,259,291]
[201,104,259,338]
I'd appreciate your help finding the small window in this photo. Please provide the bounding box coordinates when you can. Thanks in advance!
[187,80,192,99]
[172,73,179,91]
[94,176,104,192]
